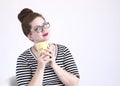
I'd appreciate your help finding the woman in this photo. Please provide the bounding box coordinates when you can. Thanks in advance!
[16,8,80,86]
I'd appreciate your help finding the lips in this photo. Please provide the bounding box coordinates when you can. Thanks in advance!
[43,33,48,36]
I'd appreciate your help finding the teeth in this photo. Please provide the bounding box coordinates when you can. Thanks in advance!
[35,42,49,53]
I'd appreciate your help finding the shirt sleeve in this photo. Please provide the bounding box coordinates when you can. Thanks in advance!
[63,46,80,78]
[16,55,32,86]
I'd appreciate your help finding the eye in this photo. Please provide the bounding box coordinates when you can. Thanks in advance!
[35,26,43,31]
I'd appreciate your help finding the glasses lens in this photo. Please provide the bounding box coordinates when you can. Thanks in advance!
[44,22,50,28]
[32,22,50,33]
[35,26,43,32]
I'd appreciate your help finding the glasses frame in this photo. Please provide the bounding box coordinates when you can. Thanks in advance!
[31,22,50,33]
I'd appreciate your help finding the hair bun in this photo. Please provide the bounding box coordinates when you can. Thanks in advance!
[18,8,33,23]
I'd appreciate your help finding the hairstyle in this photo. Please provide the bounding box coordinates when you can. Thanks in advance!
[18,8,45,36]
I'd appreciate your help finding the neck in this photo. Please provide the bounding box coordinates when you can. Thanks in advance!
[33,45,38,52]
[34,41,49,44]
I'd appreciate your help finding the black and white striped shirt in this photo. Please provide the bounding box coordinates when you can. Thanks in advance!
[16,44,80,86]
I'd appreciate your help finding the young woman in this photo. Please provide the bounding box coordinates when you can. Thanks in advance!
[16,8,80,86]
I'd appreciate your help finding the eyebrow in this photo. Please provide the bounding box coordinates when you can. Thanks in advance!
[34,22,46,28]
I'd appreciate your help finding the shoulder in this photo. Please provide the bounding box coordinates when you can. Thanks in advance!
[56,44,68,49]
[55,44,70,53]
[17,48,30,61]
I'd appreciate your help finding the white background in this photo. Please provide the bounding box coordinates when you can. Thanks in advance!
[0,0,120,86]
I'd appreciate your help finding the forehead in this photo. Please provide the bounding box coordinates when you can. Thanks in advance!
[30,17,45,28]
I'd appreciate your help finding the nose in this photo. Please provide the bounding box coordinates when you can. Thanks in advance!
[41,28,46,32]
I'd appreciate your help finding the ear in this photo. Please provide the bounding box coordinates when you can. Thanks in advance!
[27,34,33,41]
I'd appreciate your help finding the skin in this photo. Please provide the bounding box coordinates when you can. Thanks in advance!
[28,17,51,43]
[27,17,80,86]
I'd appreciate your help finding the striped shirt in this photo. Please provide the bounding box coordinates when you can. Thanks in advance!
[16,44,80,86]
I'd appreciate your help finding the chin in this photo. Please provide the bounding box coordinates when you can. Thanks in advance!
[44,36,50,40]
[43,38,50,42]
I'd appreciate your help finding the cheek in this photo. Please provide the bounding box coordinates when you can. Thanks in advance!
[47,30,51,37]
[48,29,51,34]
[32,33,42,39]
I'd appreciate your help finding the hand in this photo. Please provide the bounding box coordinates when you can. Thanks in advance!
[45,45,56,67]
[35,44,56,68]
[36,48,51,69]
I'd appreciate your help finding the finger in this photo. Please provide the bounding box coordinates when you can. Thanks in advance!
[45,49,53,55]
[38,51,52,60]
[45,49,55,60]
[36,54,45,60]
[37,50,49,60]
[43,56,50,61]
[44,52,52,58]
[38,48,44,56]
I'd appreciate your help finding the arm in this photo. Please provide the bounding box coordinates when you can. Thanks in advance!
[51,63,80,86]
[28,65,45,86]
[28,50,50,86]
[16,56,32,86]
[16,56,44,86]
[49,46,80,86]
[16,50,49,86]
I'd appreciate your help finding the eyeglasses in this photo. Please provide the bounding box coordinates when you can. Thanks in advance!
[31,22,50,33]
